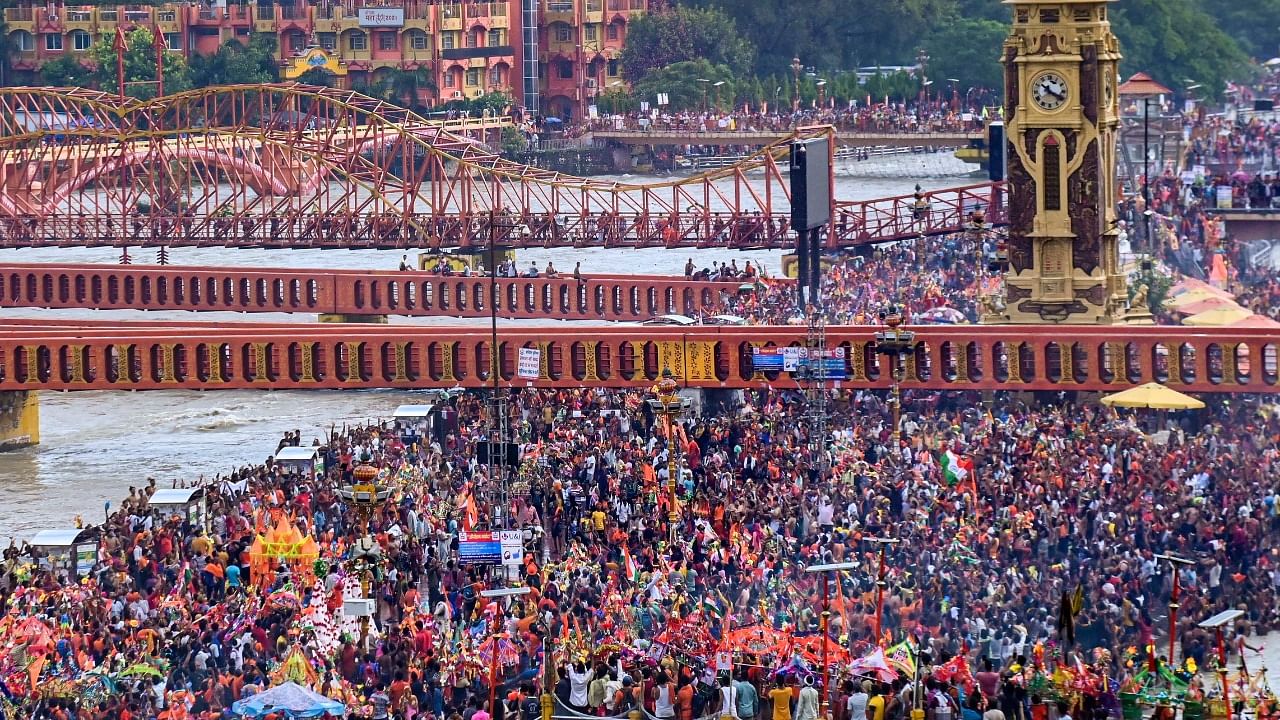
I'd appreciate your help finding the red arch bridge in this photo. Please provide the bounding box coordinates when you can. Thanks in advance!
[0,319,1273,393]
[0,84,1002,251]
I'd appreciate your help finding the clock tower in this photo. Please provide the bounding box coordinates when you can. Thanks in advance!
[996,0,1127,323]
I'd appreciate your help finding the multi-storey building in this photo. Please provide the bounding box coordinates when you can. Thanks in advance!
[3,0,648,116]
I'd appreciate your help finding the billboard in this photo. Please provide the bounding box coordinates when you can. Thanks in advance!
[358,7,404,26]
[458,530,523,566]
[750,346,846,379]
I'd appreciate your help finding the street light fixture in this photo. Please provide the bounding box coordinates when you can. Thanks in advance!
[339,456,391,649]
[696,78,711,112]
[875,306,915,446]
[1199,609,1246,720]
[481,586,532,717]
[1154,553,1194,665]
[646,368,691,544]
[816,80,827,110]
[805,561,861,716]
[791,57,803,112]
[864,536,900,643]
[713,80,726,112]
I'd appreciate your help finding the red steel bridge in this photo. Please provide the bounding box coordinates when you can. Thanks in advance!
[0,84,1002,251]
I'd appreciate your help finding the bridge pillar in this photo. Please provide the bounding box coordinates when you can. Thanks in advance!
[0,391,39,450]
[317,314,390,324]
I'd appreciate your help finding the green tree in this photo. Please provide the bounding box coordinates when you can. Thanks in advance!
[39,52,93,87]
[685,0,954,76]
[296,67,336,87]
[1108,0,1249,99]
[1197,0,1280,59]
[922,16,1007,92]
[88,26,191,99]
[190,36,278,87]
[631,59,734,112]
[382,67,436,110]
[469,91,512,115]
[619,5,754,82]
[500,125,528,155]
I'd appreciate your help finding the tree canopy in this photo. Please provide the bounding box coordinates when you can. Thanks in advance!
[618,6,754,82]
[189,36,278,87]
[87,26,191,100]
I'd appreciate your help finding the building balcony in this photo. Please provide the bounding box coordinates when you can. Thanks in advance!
[440,45,512,61]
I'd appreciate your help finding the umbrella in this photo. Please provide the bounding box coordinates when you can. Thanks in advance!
[1167,288,1232,309]
[117,664,164,679]
[1183,306,1253,326]
[230,681,346,718]
[1174,297,1241,315]
[1101,382,1205,410]
[1229,315,1280,328]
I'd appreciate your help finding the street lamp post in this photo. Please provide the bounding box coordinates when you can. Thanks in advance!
[340,456,391,650]
[805,561,861,717]
[1154,553,1194,664]
[791,57,803,113]
[696,78,710,113]
[481,586,532,718]
[713,80,726,112]
[1199,610,1245,720]
[875,307,916,446]
[865,537,899,644]
[647,368,691,545]
[488,211,516,530]
[816,80,827,110]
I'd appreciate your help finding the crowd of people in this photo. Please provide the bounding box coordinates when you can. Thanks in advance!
[2,342,1278,720]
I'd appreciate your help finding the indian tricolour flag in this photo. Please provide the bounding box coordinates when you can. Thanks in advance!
[938,449,973,487]
[622,546,639,584]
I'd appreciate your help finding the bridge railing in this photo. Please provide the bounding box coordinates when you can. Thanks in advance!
[0,264,739,321]
[0,323,1271,393]
[0,183,1003,250]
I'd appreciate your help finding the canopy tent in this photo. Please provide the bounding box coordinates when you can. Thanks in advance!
[230,681,345,718]
[1183,306,1253,326]
[274,446,321,476]
[248,516,320,588]
[148,487,208,530]
[1174,296,1241,315]
[1101,383,1205,410]
[29,527,100,579]
[1229,315,1280,328]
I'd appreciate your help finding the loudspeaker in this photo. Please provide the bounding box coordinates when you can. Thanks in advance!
[1254,99,1274,112]
[987,121,1006,183]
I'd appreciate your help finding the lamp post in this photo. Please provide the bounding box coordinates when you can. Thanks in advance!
[340,456,391,650]
[481,586,532,718]
[875,307,915,446]
[647,368,691,544]
[816,80,827,110]
[1142,96,1153,251]
[865,536,899,644]
[713,80,726,112]
[911,184,931,256]
[805,561,861,717]
[1199,609,1245,720]
[696,78,710,113]
[1154,553,1194,665]
[791,57,803,113]
[487,211,516,531]
[915,49,930,104]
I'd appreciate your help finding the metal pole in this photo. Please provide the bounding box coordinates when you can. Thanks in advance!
[667,408,678,545]
[1168,567,1180,664]
[489,210,503,530]
[874,543,887,643]
[154,27,165,98]
[1143,98,1151,252]
[489,602,502,718]
[821,574,830,716]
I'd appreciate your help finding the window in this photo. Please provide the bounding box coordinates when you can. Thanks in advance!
[12,30,33,51]
[67,10,91,21]
[489,66,503,85]
[70,29,91,51]
[98,9,116,21]
[488,29,502,46]
[607,23,618,40]
[157,10,175,21]
[557,60,573,78]
[445,70,456,87]
[288,32,306,52]
[466,68,481,86]
[348,32,366,50]
[378,32,396,50]
[319,32,337,50]
[555,25,570,42]
[1042,138,1062,211]
[441,31,456,49]
[584,24,596,41]
[465,31,476,47]
[165,32,182,50]
[607,59,618,77]
[442,2,460,18]
[44,33,62,51]
[410,30,428,50]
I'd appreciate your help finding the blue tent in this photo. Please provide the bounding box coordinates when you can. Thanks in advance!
[230,682,346,718]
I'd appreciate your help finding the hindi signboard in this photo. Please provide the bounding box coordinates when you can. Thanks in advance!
[517,347,541,379]
[358,7,404,26]
[458,530,523,566]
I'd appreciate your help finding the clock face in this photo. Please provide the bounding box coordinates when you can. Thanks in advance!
[1032,72,1069,111]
